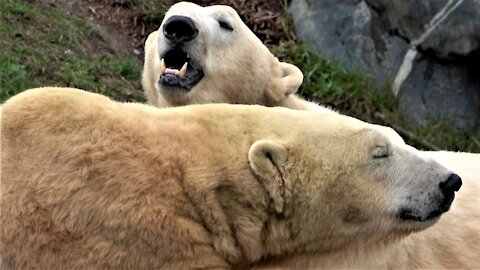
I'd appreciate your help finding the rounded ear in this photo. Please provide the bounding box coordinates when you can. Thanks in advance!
[266,60,304,103]
[248,140,288,214]
[278,62,304,95]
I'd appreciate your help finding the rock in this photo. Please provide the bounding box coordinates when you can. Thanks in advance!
[366,0,480,59]
[290,0,408,87]
[399,54,480,129]
[290,0,480,131]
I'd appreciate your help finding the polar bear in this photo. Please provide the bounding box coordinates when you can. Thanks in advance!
[1,87,478,269]
[142,2,329,112]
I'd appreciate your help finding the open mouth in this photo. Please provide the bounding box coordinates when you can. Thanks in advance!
[158,49,204,91]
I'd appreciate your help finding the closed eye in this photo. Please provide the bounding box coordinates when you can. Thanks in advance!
[373,152,390,159]
[372,145,391,159]
[218,20,233,31]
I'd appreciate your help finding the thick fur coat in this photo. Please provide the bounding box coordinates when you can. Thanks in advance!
[1,88,478,269]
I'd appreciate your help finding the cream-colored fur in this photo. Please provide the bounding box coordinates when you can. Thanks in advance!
[142,2,332,113]
[1,87,477,269]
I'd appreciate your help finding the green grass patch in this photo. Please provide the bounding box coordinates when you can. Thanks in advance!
[0,0,145,103]
[273,41,480,152]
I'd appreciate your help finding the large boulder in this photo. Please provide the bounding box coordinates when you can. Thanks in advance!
[291,0,480,130]
[366,0,480,59]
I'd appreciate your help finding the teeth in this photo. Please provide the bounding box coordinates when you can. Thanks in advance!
[160,58,166,73]
[178,62,188,78]
[165,68,179,75]
[160,59,189,78]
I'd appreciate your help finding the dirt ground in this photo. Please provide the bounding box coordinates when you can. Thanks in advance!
[41,0,292,64]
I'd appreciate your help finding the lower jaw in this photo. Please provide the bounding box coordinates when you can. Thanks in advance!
[158,85,192,105]
[400,216,440,233]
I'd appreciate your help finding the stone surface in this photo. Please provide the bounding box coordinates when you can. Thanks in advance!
[290,0,408,87]
[366,0,480,59]
[399,54,480,129]
[290,0,480,130]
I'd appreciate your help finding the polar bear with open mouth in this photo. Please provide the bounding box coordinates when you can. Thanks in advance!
[142,1,329,112]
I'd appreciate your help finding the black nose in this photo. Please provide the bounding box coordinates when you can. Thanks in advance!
[163,15,198,43]
[439,173,462,195]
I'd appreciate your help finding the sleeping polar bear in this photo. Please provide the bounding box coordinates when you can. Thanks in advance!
[1,87,478,269]
[143,1,480,190]
[142,1,328,112]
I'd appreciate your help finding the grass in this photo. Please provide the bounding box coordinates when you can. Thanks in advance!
[137,0,166,24]
[1,0,478,152]
[0,0,145,103]
[107,0,166,26]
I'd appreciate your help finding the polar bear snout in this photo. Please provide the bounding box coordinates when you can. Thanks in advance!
[163,15,198,44]
[154,11,206,95]
[398,172,462,223]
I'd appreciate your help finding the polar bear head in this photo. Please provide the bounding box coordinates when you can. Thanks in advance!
[241,114,462,261]
[142,1,303,107]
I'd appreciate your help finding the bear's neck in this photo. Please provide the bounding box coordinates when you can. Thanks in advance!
[250,234,408,269]
[166,111,276,265]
